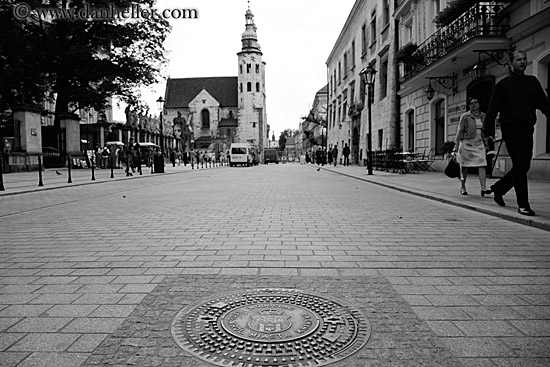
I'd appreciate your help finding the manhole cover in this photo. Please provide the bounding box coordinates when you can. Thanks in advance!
[171,288,371,366]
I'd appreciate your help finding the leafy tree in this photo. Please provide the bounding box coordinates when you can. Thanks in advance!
[278,128,297,151]
[0,0,170,125]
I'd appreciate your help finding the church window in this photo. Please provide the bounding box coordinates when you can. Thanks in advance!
[240,64,243,74]
[239,83,243,93]
[201,109,210,129]
[247,63,251,73]
[247,82,252,92]
[255,64,259,73]
[229,111,234,118]
[256,82,260,92]
[253,122,256,128]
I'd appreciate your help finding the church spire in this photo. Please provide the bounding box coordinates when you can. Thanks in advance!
[241,5,261,53]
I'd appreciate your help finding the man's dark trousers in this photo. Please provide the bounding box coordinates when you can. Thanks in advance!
[491,124,534,208]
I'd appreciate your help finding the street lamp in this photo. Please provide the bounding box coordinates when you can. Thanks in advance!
[156,96,165,155]
[359,65,377,175]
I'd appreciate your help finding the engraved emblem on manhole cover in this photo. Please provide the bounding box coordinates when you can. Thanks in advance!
[171,288,371,366]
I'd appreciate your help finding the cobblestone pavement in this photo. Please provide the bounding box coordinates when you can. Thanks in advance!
[0,164,549,367]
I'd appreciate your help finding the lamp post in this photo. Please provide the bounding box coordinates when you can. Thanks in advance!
[156,96,165,156]
[359,65,377,175]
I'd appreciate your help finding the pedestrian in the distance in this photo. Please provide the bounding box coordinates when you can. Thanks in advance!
[327,145,333,165]
[170,149,176,167]
[484,50,550,216]
[342,143,350,166]
[190,148,196,169]
[332,144,338,167]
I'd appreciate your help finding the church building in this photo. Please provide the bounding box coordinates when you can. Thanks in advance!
[163,7,268,158]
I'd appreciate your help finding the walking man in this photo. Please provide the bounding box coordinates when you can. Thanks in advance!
[484,50,550,216]
[332,144,338,167]
[342,143,350,166]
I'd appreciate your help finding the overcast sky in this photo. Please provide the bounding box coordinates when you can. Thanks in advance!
[113,0,357,137]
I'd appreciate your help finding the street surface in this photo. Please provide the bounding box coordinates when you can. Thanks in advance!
[0,164,548,366]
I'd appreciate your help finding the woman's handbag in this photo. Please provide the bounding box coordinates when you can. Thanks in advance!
[444,155,460,178]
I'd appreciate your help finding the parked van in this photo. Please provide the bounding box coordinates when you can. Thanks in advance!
[230,143,256,167]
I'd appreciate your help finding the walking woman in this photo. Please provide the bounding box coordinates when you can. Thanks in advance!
[454,97,491,196]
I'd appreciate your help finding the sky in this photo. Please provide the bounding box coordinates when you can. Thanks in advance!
[112,0,357,137]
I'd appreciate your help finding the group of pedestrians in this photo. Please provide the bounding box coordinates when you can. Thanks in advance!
[306,143,351,167]
[453,50,550,216]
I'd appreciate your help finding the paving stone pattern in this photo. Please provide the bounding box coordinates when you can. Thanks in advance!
[0,165,548,367]
[82,275,462,367]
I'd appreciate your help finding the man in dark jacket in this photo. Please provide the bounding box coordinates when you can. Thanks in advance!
[332,144,338,167]
[342,143,351,166]
[484,50,550,216]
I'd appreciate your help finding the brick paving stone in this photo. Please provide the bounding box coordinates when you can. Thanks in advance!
[0,351,30,367]
[8,318,72,333]
[16,351,89,367]
[8,333,80,352]
[61,318,125,334]
[81,275,462,367]
[1,164,549,366]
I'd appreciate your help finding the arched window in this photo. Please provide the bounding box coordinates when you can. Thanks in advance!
[247,82,252,92]
[256,82,260,92]
[201,109,210,129]
[239,83,243,93]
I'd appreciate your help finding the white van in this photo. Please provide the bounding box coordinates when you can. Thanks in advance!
[230,143,256,167]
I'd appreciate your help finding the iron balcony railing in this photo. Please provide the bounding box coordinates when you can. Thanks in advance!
[402,1,510,79]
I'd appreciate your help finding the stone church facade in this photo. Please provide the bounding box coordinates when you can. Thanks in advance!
[163,8,268,158]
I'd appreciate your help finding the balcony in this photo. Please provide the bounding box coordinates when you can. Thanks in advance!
[401,1,510,81]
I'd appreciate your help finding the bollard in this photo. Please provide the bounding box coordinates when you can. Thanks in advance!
[151,158,154,174]
[110,156,114,178]
[67,155,72,183]
[0,153,4,191]
[91,155,96,181]
[38,155,44,186]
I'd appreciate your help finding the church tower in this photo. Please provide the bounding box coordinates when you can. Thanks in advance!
[237,6,267,154]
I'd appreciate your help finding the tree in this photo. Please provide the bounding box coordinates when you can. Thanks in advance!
[278,128,297,151]
[0,0,170,125]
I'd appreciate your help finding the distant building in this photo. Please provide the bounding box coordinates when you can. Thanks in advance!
[163,7,268,158]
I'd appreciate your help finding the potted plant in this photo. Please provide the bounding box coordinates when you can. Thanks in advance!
[396,43,425,66]
[433,0,477,28]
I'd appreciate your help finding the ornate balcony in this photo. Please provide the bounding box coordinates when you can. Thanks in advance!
[402,1,510,80]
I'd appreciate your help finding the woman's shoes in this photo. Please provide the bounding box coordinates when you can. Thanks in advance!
[481,189,492,197]
[460,188,468,195]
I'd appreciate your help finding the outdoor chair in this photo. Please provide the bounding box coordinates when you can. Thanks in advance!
[415,148,436,172]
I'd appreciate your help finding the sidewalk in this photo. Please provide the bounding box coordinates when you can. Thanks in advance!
[2,162,549,231]
[316,164,550,232]
[0,162,201,196]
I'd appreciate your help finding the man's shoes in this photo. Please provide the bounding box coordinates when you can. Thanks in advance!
[491,186,505,206]
[518,207,536,216]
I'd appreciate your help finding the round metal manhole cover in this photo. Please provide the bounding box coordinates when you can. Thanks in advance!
[171,288,371,366]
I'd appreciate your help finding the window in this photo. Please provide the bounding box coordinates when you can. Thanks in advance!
[383,0,390,27]
[338,62,341,84]
[380,59,388,98]
[350,82,355,107]
[378,129,383,150]
[407,110,415,150]
[256,82,260,92]
[435,100,445,154]
[333,70,337,90]
[201,109,210,129]
[239,83,243,93]
[343,53,348,79]
[351,40,356,69]
[361,24,367,55]
[247,63,251,73]
[239,64,243,74]
[342,89,348,118]
[370,11,377,45]
[255,64,259,73]
[252,122,256,128]
[247,82,252,92]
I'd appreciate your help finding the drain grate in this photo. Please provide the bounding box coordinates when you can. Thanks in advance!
[171,288,371,366]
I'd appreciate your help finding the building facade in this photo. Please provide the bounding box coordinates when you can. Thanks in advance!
[326,0,399,166]
[163,8,268,158]
[395,0,550,180]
